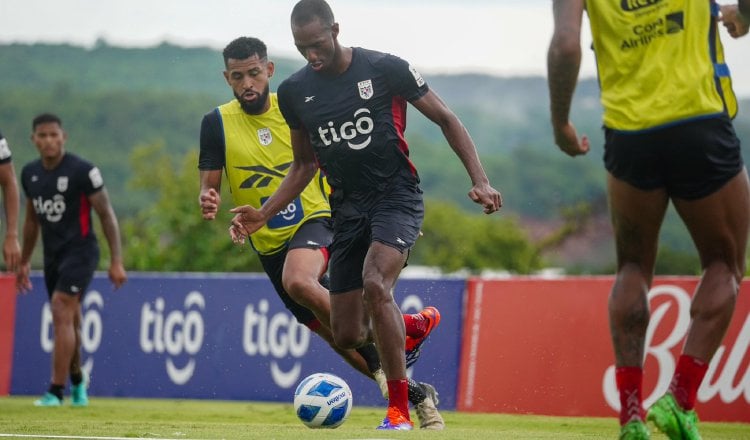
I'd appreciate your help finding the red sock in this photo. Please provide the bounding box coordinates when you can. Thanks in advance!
[403,313,427,338]
[669,355,708,410]
[387,379,410,418]
[615,366,644,425]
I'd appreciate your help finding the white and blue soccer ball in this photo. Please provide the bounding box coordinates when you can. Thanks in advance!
[293,373,353,429]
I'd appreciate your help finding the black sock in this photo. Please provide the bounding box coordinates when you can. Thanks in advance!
[356,343,382,374]
[70,371,83,386]
[407,378,426,405]
[48,384,64,400]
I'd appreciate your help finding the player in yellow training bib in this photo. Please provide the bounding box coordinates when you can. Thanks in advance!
[198,36,445,430]
[548,1,750,439]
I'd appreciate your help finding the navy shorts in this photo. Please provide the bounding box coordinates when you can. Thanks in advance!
[258,217,332,326]
[328,181,424,294]
[43,245,100,299]
[603,115,743,200]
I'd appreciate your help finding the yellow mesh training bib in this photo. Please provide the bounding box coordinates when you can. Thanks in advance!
[586,0,737,131]
[219,94,331,255]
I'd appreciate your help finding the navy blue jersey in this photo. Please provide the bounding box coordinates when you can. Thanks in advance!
[277,47,429,192]
[0,130,12,165]
[21,153,103,257]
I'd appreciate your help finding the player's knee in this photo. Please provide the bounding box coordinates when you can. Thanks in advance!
[49,295,76,324]
[283,274,316,302]
[332,326,366,350]
[362,275,392,301]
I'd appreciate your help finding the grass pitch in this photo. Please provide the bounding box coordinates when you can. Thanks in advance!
[0,396,748,439]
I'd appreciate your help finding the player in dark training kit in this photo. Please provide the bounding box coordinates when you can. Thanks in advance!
[229,0,502,430]
[199,36,444,429]
[0,130,21,271]
[18,113,127,407]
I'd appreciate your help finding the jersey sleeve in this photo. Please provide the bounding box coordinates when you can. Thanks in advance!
[379,53,429,102]
[277,79,303,130]
[198,109,226,170]
[0,131,12,164]
[81,160,104,196]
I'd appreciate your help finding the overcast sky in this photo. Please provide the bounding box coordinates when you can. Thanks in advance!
[0,0,748,96]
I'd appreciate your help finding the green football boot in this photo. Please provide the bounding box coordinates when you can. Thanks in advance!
[619,419,650,440]
[647,393,701,440]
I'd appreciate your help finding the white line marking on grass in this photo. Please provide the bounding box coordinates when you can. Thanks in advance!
[0,434,208,440]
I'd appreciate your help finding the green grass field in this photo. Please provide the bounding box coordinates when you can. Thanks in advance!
[1,396,748,439]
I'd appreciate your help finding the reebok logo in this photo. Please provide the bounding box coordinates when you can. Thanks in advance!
[235,163,291,188]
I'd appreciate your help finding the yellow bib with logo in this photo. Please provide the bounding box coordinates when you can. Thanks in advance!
[586,0,737,131]
[219,94,331,255]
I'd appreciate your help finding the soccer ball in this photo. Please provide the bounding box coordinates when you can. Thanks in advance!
[293,373,353,429]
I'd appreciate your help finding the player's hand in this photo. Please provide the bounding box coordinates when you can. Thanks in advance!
[229,205,267,244]
[16,262,32,294]
[468,183,502,214]
[108,262,128,290]
[199,188,221,220]
[720,5,750,38]
[553,121,590,157]
[3,235,20,273]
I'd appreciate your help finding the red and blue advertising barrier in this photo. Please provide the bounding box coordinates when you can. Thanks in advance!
[8,273,464,409]
[458,276,750,422]
[3,273,749,422]
[0,274,15,396]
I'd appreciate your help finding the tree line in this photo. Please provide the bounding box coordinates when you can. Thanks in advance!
[2,42,748,274]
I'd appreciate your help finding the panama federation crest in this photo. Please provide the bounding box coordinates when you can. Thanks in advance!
[57,176,69,192]
[257,127,272,146]
[358,79,374,100]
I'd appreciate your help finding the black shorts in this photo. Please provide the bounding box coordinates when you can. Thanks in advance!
[603,115,743,200]
[258,217,332,327]
[43,245,100,299]
[328,181,424,294]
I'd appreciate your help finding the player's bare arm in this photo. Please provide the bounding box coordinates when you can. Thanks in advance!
[230,128,319,238]
[17,198,39,293]
[199,169,223,220]
[411,89,501,214]
[721,3,750,38]
[89,189,127,290]
[0,161,20,272]
[548,0,590,157]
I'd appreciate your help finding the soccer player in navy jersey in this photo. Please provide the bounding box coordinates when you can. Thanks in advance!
[200,36,444,429]
[18,113,127,407]
[229,0,502,430]
[0,130,20,272]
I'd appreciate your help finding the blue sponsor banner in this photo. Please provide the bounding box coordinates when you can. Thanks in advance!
[11,273,464,409]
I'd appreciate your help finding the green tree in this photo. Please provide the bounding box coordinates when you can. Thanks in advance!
[411,199,543,274]
[122,142,261,272]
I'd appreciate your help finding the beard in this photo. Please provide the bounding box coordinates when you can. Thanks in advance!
[235,85,270,115]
